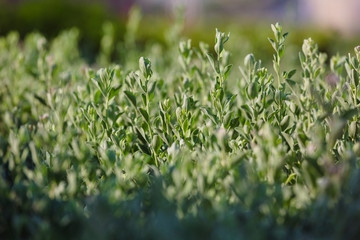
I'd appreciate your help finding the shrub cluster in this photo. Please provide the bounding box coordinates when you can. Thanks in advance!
[1,19,360,239]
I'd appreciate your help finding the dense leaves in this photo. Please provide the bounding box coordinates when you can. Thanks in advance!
[1,18,360,239]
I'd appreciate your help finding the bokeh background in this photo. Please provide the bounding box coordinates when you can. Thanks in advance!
[0,0,359,64]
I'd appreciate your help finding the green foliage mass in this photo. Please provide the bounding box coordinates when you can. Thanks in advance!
[1,13,360,239]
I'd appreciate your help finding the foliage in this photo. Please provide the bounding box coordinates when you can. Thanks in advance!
[1,14,360,239]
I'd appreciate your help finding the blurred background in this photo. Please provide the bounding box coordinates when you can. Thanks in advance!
[0,0,359,63]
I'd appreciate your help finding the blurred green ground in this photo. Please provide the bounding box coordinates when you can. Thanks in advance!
[0,0,359,65]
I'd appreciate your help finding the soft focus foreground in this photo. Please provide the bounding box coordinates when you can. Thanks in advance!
[1,7,360,240]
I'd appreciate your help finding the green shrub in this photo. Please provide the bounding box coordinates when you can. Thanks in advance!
[1,15,360,239]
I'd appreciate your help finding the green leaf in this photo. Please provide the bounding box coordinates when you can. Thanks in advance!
[135,127,148,145]
[240,105,253,119]
[152,135,162,153]
[34,94,49,108]
[284,173,296,185]
[349,121,357,139]
[108,85,121,101]
[287,69,296,78]
[280,115,290,129]
[279,45,285,58]
[141,94,147,106]
[247,82,258,99]
[154,128,169,146]
[124,90,137,108]
[91,77,105,97]
[139,57,152,79]
[341,108,359,120]
[224,94,237,111]
[201,107,218,125]
[206,53,219,74]
[282,131,294,150]
[139,107,150,123]
[182,119,189,132]
[352,69,359,86]
[223,112,232,128]
[148,81,157,95]
[137,143,151,155]
[271,24,277,35]
[268,38,277,51]
[223,64,232,80]
[94,90,102,103]
[299,52,306,63]
[285,79,296,86]
[230,117,240,129]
